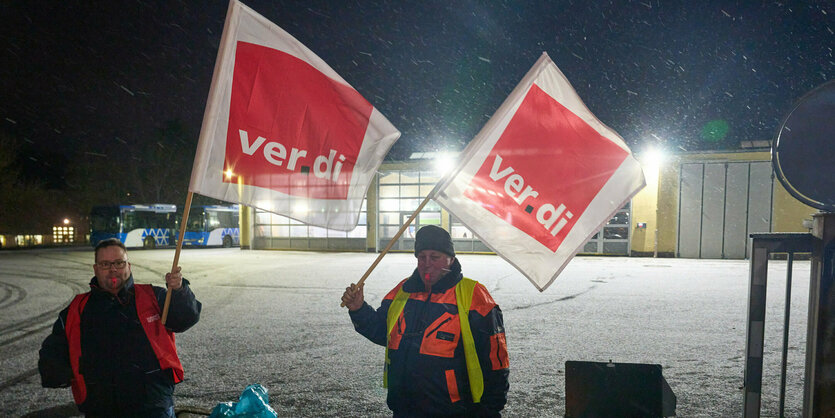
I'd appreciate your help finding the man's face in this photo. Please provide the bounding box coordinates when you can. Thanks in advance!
[93,245,131,295]
[416,249,454,287]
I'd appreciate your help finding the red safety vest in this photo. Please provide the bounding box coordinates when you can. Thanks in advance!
[64,284,184,405]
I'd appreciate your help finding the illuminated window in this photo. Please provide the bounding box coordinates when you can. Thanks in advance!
[53,226,75,244]
[252,198,368,247]
[377,169,443,245]
[15,235,44,246]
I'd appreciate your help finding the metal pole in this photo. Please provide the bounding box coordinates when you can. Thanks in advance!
[803,212,835,416]
[744,242,769,418]
[654,228,659,258]
[779,252,794,417]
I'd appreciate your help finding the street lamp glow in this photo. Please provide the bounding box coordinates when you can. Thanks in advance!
[256,200,273,212]
[293,202,309,213]
[63,218,70,225]
[640,146,665,189]
[642,147,666,167]
[434,152,456,175]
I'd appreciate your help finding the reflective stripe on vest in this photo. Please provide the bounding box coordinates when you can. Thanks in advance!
[65,284,184,405]
[384,277,484,403]
[455,278,484,403]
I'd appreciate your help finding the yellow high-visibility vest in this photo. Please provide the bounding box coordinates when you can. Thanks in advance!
[384,277,484,403]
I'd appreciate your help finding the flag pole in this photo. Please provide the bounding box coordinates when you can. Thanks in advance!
[163,0,237,324]
[162,191,194,324]
[340,194,432,307]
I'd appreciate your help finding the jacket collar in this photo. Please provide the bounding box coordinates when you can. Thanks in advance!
[402,258,462,293]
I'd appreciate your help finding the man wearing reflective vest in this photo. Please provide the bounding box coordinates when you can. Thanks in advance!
[38,238,201,417]
[342,225,509,416]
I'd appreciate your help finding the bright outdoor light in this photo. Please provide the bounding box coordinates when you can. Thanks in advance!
[256,200,273,212]
[63,218,70,224]
[434,152,456,175]
[642,147,666,168]
[293,202,309,213]
[639,146,665,188]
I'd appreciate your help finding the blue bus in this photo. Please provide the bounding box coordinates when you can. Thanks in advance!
[90,204,178,249]
[182,205,240,247]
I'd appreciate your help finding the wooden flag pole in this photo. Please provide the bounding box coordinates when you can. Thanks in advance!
[162,191,194,325]
[341,194,432,307]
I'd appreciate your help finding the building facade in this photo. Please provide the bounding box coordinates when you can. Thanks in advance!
[629,150,817,258]
[242,151,818,259]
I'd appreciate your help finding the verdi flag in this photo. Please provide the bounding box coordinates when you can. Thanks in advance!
[189,0,400,231]
[432,52,645,291]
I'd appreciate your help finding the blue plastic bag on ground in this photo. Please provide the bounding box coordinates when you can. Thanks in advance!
[209,383,278,418]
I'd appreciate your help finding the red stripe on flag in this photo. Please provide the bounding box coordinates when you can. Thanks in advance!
[463,84,628,252]
[224,41,373,199]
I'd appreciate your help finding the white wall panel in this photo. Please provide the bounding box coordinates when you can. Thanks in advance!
[723,163,750,258]
[678,163,704,258]
[700,164,727,258]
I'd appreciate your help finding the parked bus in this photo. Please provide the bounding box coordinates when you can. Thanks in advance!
[90,204,178,248]
[182,205,240,247]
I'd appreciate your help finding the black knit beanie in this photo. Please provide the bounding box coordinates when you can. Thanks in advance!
[414,225,455,257]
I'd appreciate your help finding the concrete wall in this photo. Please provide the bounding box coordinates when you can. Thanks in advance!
[772,180,818,232]
[630,159,661,256]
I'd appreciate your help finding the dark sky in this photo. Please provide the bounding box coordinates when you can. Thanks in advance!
[1,1,832,186]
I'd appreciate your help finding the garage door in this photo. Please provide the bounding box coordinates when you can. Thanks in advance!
[677,161,773,259]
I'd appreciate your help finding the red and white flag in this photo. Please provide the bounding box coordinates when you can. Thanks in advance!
[189,0,400,231]
[432,53,645,291]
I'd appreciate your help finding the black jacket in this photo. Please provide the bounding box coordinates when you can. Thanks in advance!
[38,275,201,416]
[350,259,509,416]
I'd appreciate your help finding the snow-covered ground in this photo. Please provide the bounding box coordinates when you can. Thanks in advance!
[0,248,811,416]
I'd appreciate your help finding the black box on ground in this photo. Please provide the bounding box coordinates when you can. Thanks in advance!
[564,360,676,417]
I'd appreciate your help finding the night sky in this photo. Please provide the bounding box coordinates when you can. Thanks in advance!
[1,1,832,187]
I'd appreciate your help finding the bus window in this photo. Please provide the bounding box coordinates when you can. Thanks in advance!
[208,210,237,229]
[123,211,139,232]
[90,204,177,248]
[91,211,119,234]
[187,211,204,232]
[182,205,240,247]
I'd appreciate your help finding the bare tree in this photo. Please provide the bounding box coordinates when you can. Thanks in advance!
[0,134,58,234]
[125,119,195,205]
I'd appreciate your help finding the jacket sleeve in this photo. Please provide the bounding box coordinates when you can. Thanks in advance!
[38,307,73,388]
[470,285,509,414]
[155,278,202,333]
[348,299,391,347]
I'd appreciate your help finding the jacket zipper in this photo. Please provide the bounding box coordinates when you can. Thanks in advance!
[425,316,452,338]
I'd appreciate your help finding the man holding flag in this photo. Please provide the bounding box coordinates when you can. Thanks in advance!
[38,238,201,417]
[342,225,509,417]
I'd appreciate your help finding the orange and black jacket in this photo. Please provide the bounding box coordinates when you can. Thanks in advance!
[349,258,509,416]
[38,276,201,415]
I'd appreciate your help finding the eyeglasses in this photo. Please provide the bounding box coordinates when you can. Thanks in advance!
[97,260,127,269]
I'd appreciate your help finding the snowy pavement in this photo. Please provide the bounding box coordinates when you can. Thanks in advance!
[0,247,811,416]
